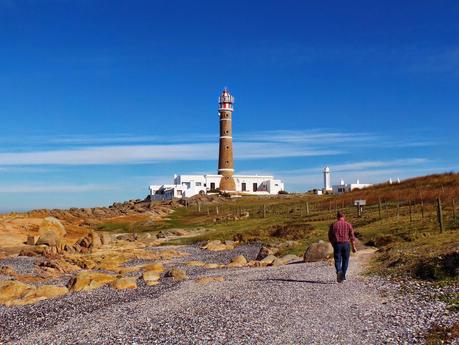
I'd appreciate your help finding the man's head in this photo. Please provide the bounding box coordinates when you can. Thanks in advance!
[337,211,345,219]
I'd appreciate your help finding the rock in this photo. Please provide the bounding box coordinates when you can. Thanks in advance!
[67,271,116,292]
[195,276,225,284]
[142,262,164,273]
[256,246,279,260]
[0,280,68,306]
[186,261,206,267]
[99,232,113,246]
[271,255,300,267]
[260,255,277,265]
[36,231,62,247]
[143,271,161,286]
[165,268,187,281]
[227,255,247,268]
[112,277,137,290]
[89,231,102,249]
[203,263,224,269]
[202,240,236,251]
[0,266,16,276]
[26,235,39,245]
[39,217,66,238]
[303,241,333,262]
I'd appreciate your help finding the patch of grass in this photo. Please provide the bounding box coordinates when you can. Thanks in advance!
[424,322,459,344]
[438,292,459,313]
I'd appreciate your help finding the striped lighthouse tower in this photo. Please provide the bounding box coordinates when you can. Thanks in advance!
[218,88,236,192]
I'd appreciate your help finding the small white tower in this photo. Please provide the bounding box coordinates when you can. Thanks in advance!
[323,166,332,192]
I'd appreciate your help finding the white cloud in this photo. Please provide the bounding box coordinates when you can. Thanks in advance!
[0,183,118,193]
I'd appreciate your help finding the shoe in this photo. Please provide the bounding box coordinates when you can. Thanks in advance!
[336,272,343,283]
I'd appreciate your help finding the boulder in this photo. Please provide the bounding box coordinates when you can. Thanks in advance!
[203,263,224,269]
[112,277,137,290]
[195,276,225,284]
[67,271,116,292]
[165,268,187,281]
[142,262,164,273]
[0,280,68,306]
[202,240,236,251]
[39,217,66,238]
[36,231,63,247]
[227,255,247,268]
[143,271,161,286]
[256,246,279,260]
[260,255,277,265]
[26,235,39,245]
[303,240,333,262]
[186,261,206,267]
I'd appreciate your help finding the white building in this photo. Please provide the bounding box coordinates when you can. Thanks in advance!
[149,174,284,201]
[332,179,373,194]
[323,166,332,192]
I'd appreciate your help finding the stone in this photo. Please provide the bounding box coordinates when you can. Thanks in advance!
[195,276,225,284]
[0,280,68,306]
[186,260,206,267]
[202,240,235,251]
[67,271,116,292]
[271,254,300,267]
[260,255,277,265]
[0,266,16,276]
[143,271,161,286]
[203,263,224,269]
[36,231,62,247]
[39,217,66,238]
[165,268,187,281]
[112,277,137,290]
[304,241,333,262]
[256,246,279,260]
[142,262,164,273]
[26,235,39,245]
[100,233,112,245]
[227,255,247,268]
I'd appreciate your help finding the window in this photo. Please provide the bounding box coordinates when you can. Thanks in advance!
[225,160,229,164]
[242,183,247,191]
[177,190,182,196]
[196,182,202,186]
[225,130,229,134]
[226,145,230,150]
[253,183,258,192]
[210,182,215,190]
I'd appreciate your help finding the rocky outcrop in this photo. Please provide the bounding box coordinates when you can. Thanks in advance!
[112,277,137,290]
[143,262,164,273]
[227,255,247,268]
[303,240,333,262]
[36,217,67,246]
[0,280,68,306]
[256,246,279,260]
[165,268,187,281]
[202,240,237,251]
[143,271,161,286]
[67,271,116,292]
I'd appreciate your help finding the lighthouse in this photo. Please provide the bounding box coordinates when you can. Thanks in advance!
[218,88,236,192]
[323,166,332,192]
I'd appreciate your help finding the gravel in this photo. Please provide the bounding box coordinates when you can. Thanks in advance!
[0,256,36,276]
[0,245,457,345]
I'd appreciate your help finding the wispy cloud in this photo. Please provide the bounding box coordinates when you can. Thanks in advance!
[0,183,118,193]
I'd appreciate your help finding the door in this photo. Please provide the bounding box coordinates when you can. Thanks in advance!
[210,182,215,190]
[253,183,258,192]
[242,183,246,191]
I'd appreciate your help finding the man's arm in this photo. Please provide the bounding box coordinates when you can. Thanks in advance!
[328,224,335,245]
[348,223,357,253]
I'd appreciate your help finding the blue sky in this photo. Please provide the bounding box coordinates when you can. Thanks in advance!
[0,0,458,211]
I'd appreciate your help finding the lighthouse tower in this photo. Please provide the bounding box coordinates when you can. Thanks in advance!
[323,166,332,192]
[218,88,236,192]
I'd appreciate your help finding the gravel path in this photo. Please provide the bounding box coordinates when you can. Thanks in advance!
[1,245,457,345]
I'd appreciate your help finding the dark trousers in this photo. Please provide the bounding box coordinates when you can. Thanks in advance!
[333,242,350,278]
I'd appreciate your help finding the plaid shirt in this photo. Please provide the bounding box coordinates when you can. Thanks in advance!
[328,218,355,245]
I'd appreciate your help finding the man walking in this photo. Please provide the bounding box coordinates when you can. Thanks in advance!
[328,211,357,283]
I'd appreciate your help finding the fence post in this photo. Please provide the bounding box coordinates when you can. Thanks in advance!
[421,200,424,219]
[453,198,457,224]
[436,198,444,233]
[198,202,201,213]
[397,200,400,221]
[306,202,310,215]
[410,200,413,223]
[378,197,382,220]
[216,206,219,215]
[207,206,210,216]
[263,204,266,218]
